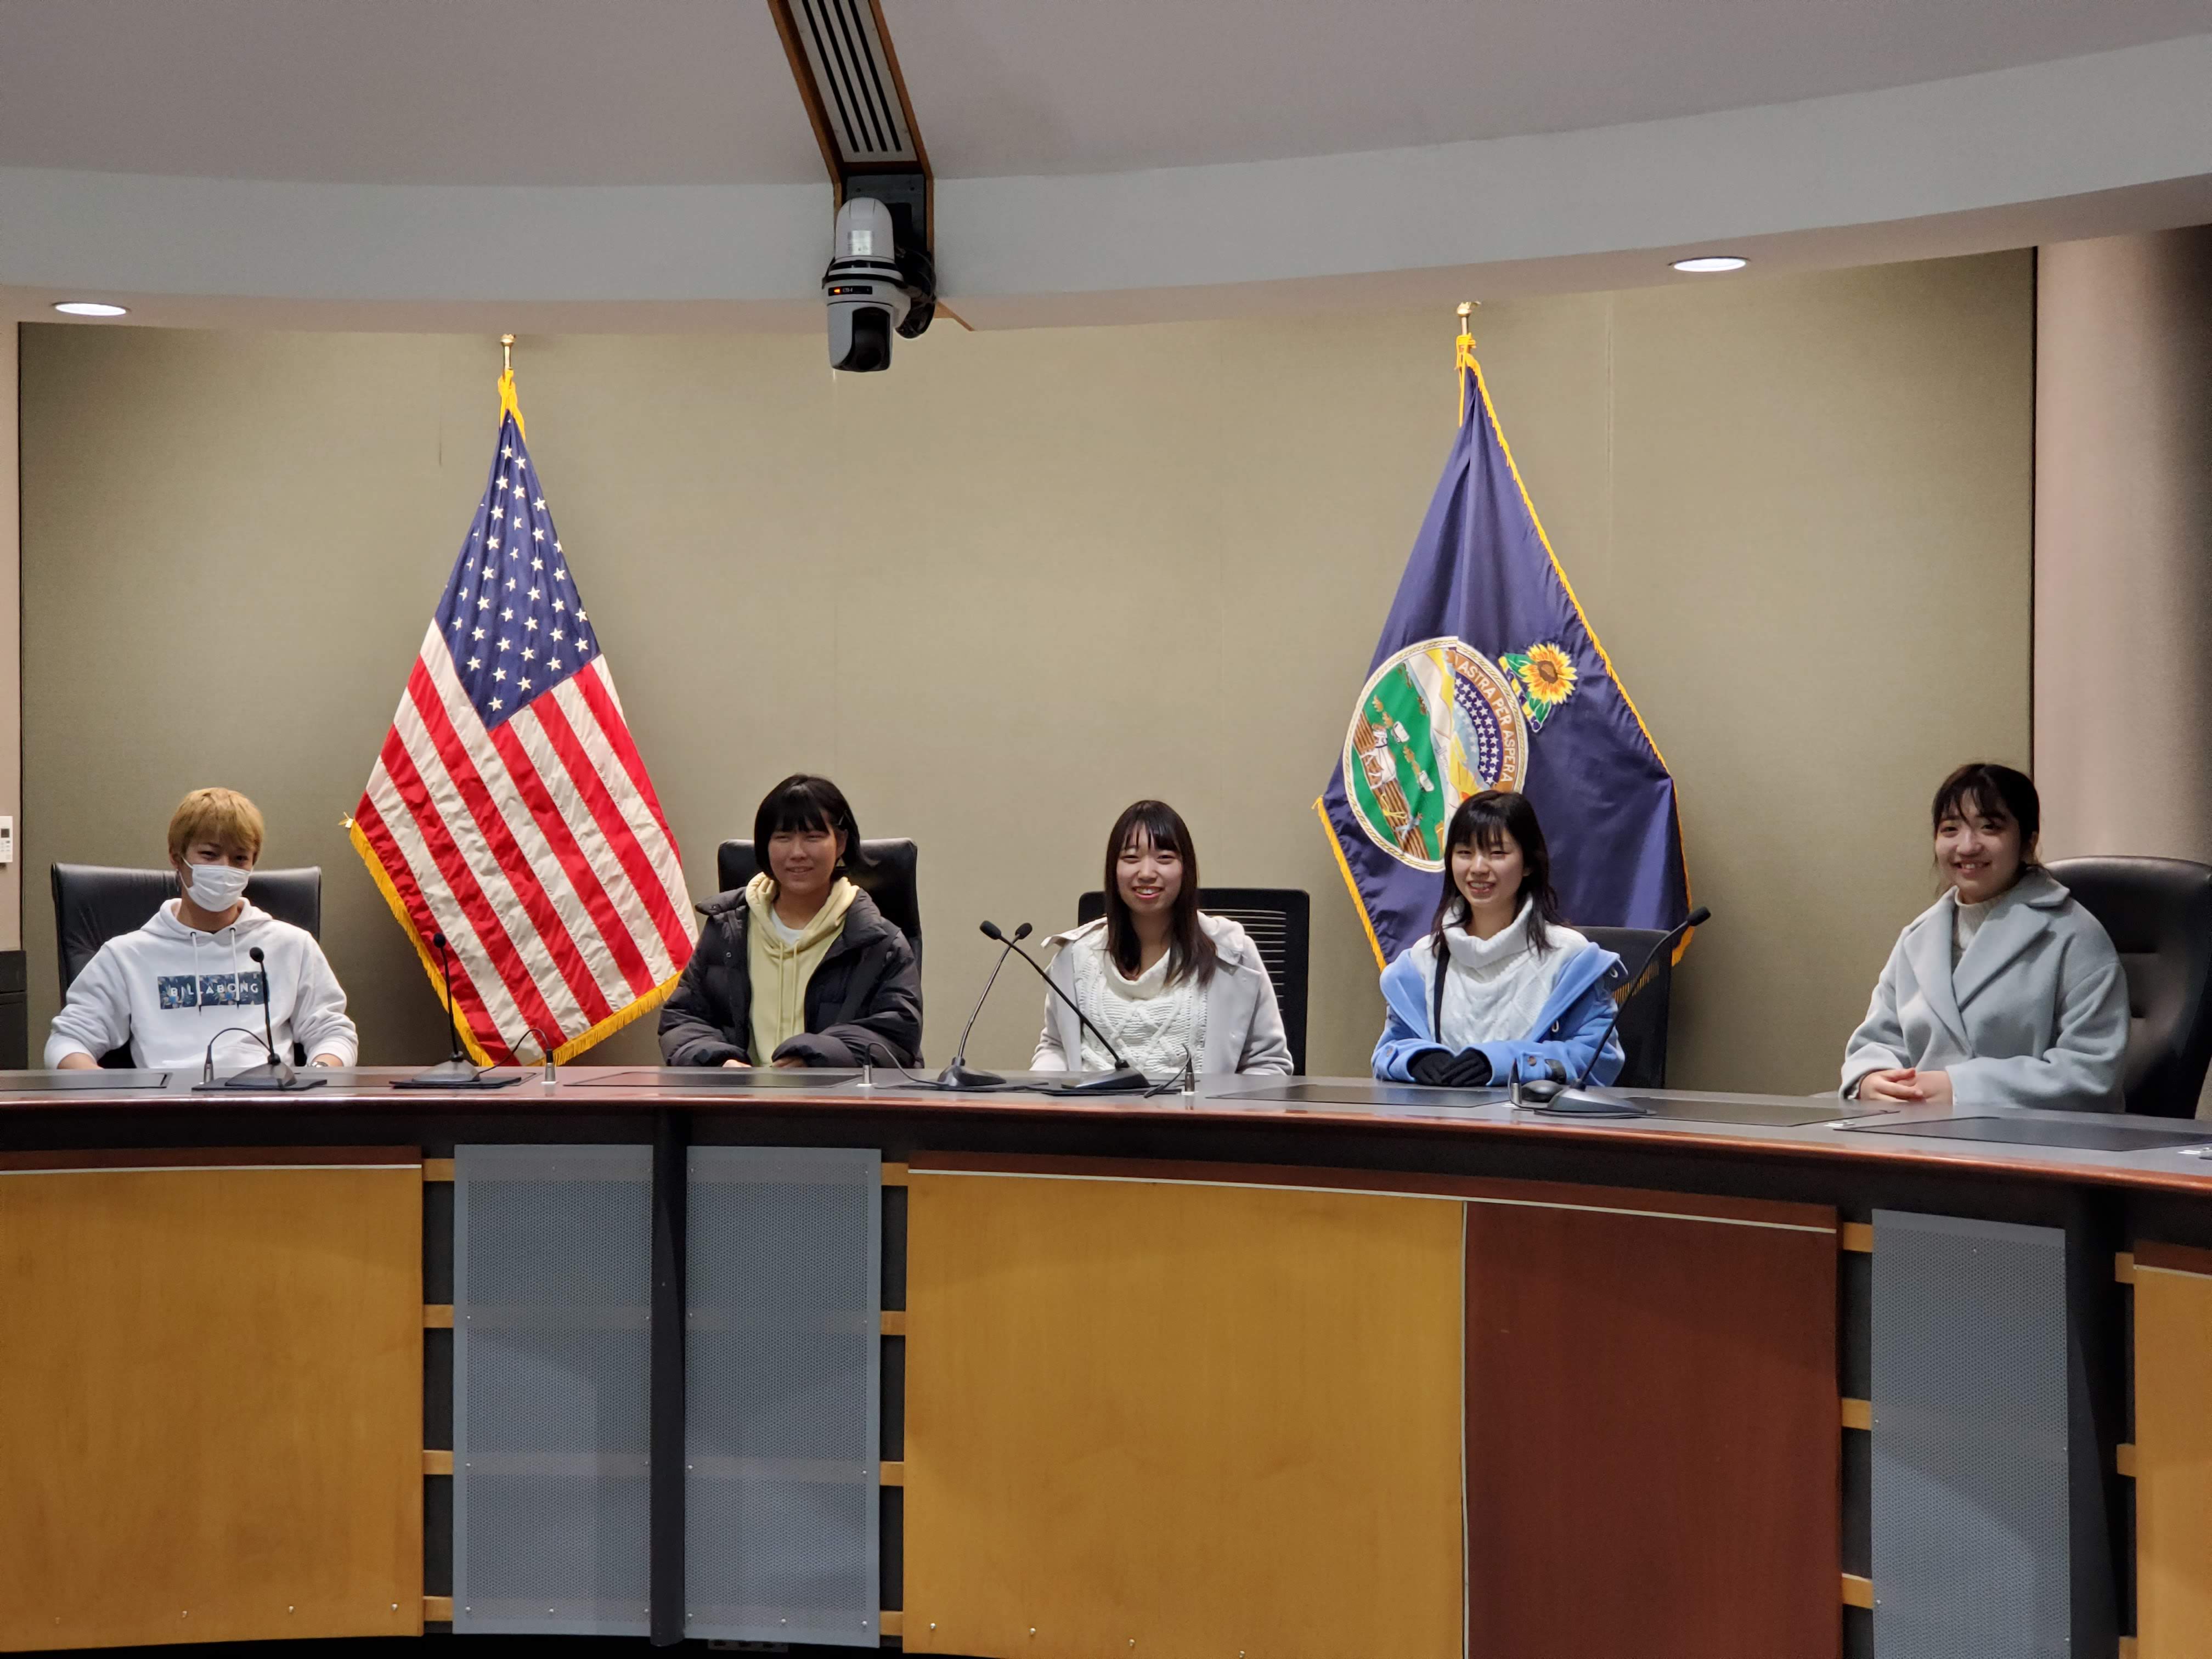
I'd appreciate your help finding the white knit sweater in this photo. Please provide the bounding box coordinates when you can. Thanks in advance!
[1420,901,1588,1051]
[1063,930,1209,1081]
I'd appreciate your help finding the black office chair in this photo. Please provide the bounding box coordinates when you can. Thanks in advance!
[1074,888,1310,1074]
[1581,926,1673,1090]
[2046,857,2212,1118]
[715,838,922,966]
[50,863,325,1067]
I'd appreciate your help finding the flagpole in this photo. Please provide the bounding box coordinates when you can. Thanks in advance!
[1454,301,1479,425]
[501,333,514,374]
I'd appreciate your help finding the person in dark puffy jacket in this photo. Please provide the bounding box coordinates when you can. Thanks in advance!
[657,775,922,1068]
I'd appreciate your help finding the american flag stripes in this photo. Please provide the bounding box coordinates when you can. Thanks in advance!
[349,373,695,1064]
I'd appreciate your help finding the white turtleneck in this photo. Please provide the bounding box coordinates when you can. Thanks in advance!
[1424,900,1588,1051]
[1952,891,1995,968]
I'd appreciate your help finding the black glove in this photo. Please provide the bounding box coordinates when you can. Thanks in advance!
[1441,1048,1494,1087]
[1410,1047,1493,1087]
[1408,1048,1457,1086]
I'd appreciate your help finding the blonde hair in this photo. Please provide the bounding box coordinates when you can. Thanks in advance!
[167,787,265,864]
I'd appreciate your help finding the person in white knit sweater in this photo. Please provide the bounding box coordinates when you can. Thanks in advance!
[1372,791,1623,1088]
[1033,800,1292,1080]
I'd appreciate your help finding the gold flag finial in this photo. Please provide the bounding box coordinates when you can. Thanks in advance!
[1454,301,1481,425]
[495,336,526,439]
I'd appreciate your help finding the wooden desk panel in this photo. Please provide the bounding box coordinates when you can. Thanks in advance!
[2132,1242,2212,1657]
[903,1165,1466,1659]
[0,1150,424,1650]
[1464,1187,1839,1659]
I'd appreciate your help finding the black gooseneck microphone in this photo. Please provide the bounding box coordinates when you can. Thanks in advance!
[195,942,325,1091]
[248,945,290,1081]
[391,929,521,1090]
[1518,905,1711,1117]
[998,929,1151,1095]
[914,921,1032,1090]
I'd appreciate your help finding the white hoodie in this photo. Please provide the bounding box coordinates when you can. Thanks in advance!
[45,901,359,1070]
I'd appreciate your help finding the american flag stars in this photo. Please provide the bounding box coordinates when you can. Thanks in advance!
[426,412,602,729]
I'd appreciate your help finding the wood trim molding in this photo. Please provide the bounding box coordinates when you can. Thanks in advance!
[881,1460,905,1486]
[881,1310,907,1335]
[424,1596,454,1622]
[1841,1397,1872,1431]
[882,1161,909,1186]
[423,1304,454,1329]
[2117,1442,2137,1477]
[1842,1573,1875,1609]
[1839,1222,1874,1253]
[764,0,844,190]
[2117,1251,2138,1284]
[911,1153,1833,1233]
[2134,1239,2212,1278]
[423,1449,454,1476]
[880,1611,904,1637]
[422,1157,455,1183]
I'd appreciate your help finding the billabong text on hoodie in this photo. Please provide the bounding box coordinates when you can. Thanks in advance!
[45,900,359,1070]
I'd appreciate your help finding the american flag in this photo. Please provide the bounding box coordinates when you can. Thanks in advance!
[349,376,696,1064]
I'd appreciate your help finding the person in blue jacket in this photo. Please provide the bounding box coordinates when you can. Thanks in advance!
[1373,790,1626,1088]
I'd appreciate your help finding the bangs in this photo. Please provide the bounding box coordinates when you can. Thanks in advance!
[759,787,839,837]
[1115,802,1190,860]
[1933,779,2012,828]
[167,787,264,861]
[1448,798,1516,855]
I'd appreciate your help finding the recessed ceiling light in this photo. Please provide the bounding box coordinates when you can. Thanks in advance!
[1671,256,1747,274]
[53,301,128,317]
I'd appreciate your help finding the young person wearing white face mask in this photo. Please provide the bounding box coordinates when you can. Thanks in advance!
[1032,800,1292,1080]
[1842,762,2128,1110]
[1372,790,1625,1087]
[47,787,358,1071]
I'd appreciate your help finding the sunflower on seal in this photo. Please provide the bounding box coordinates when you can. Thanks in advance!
[1501,641,1578,733]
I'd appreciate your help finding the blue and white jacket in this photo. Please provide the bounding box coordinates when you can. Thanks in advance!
[1372,932,1626,1086]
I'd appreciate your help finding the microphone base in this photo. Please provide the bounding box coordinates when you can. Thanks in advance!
[391,1056,521,1091]
[935,1059,1007,1088]
[1525,1086,1647,1119]
[1041,1067,1153,1096]
[194,1061,328,1094]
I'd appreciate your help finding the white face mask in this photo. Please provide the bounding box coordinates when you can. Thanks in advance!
[182,861,251,911]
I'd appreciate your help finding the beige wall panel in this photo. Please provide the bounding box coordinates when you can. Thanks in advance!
[0,1159,423,1649]
[2132,1246,2212,1656]
[903,1170,1466,1658]
[18,255,2031,1085]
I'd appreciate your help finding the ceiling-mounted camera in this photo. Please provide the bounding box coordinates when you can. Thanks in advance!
[823,190,936,373]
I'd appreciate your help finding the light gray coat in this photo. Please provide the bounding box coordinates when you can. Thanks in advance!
[1032,912,1294,1076]
[1841,868,2129,1110]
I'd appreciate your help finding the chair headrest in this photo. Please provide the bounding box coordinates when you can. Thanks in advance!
[714,838,922,961]
[50,864,324,995]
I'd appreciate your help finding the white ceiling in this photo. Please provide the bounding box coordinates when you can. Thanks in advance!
[3,0,2208,185]
[2,0,2210,326]
[890,0,2212,177]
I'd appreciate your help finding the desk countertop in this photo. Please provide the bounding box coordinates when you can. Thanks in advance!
[3,1065,2211,1199]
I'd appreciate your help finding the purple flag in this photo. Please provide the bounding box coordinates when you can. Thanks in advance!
[1317,347,1691,967]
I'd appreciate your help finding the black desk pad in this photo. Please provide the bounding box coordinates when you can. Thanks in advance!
[568,1067,864,1090]
[0,1070,173,1092]
[1844,1114,2212,1152]
[1616,1095,1888,1128]
[1223,1082,1883,1128]
[1219,1081,1500,1110]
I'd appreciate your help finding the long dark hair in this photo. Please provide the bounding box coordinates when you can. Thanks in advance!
[1930,760,2041,880]
[1430,791,1567,974]
[1103,799,1218,987]
[753,774,870,876]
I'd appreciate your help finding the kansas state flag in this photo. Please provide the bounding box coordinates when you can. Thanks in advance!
[1318,342,1690,967]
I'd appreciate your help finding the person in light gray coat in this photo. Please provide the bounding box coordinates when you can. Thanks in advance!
[1843,762,2128,1111]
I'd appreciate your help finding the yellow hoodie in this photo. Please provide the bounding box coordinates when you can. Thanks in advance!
[745,872,859,1062]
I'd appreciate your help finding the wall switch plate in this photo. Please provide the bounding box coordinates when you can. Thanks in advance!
[0,816,15,865]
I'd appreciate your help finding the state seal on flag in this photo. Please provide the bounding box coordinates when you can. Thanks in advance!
[1340,636,1528,870]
